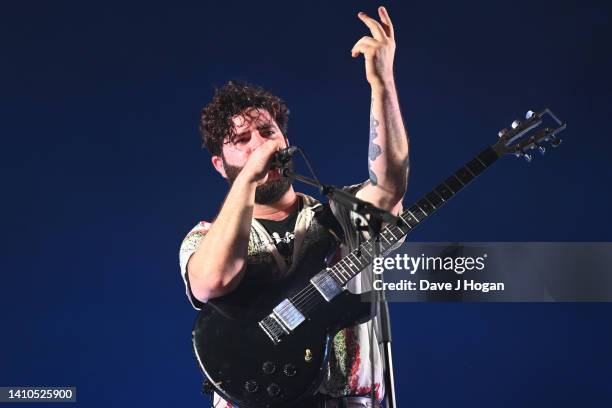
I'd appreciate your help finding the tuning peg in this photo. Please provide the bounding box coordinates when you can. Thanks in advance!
[511,120,521,129]
[498,128,508,138]
[535,143,546,155]
[514,151,533,163]
[525,110,536,120]
[550,136,562,147]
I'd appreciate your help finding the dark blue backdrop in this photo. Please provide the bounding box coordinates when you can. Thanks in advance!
[1,0,611,407]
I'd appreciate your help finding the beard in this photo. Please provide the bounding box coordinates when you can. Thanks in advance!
[222,158,293,205]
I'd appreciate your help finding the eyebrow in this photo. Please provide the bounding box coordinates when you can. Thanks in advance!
[233,122,278,139]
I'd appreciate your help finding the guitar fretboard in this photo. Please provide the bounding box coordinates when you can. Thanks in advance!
[323,146,500,287]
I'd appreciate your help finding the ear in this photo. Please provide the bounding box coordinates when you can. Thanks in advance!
[211,155,227,178]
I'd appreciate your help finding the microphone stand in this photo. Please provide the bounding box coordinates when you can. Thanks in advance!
[281,166,398,408]
[281,168,398,225]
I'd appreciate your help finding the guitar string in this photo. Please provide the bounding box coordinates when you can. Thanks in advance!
[277,217,412,313]
[272,185,473,320]
[277,220,413,314]
[275,254,363,314]
[274,181,474,317]
[286,238,380,307]
[294,178,476,311]
[283,248,409,321]
[273,237,375,311]
[266,186,476,331]
[268,208,423,324]
[280,241,369,308]
[265,204,445,333]
[291,245,375,310]
[270,165,480,315]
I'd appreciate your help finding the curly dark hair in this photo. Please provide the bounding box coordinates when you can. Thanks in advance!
[199,80,290,156]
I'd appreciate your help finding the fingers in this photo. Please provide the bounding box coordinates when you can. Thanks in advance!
[249,140,277,161]
[247,141,279,178]
[351,36,378,58]
[261,139,282,156]
[378,6,394,39]
[357,11,387,41]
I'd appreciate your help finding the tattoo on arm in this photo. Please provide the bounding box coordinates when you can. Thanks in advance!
[368,168,378,186]
[368,100,381,186]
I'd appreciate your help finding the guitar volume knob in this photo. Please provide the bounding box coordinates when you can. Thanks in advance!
[267,382,281,397]
[262,361,276,375]
[244,380,258,393]
[283,363,297,377]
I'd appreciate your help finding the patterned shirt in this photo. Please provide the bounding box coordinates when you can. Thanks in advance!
[179,187,401,407]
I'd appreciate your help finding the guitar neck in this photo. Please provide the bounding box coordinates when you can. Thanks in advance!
[328,146,501,286]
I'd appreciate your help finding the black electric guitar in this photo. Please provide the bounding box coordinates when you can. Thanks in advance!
[192,109,566,407]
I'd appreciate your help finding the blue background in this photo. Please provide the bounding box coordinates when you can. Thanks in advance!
[1,0,611,407]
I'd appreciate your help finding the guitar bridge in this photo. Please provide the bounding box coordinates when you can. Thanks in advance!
[259,314,288,345]
[259,299,306,345]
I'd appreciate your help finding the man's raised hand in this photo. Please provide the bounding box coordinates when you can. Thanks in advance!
[351,6,396,88]
[238,141,282,186]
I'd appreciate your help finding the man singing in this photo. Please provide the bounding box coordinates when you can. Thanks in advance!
[180,6,409,407]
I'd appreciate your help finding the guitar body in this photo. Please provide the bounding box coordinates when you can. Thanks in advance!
[192,239,371,407]
[193,290,370,407]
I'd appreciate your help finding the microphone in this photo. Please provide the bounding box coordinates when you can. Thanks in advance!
[270,146,298,169]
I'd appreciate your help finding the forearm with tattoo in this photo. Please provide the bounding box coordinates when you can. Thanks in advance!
[368,102,382,186]
[367,90,409,198]
[350,6,408,209]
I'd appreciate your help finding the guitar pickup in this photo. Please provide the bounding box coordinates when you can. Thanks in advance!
[310,270,343,302]
[273,299,305,330]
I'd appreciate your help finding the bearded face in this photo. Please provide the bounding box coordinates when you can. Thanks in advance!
[212,108,293,204]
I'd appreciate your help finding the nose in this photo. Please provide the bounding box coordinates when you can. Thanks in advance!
[248,130,268,150]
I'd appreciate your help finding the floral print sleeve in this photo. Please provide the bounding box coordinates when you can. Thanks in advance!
[179,221,211,310]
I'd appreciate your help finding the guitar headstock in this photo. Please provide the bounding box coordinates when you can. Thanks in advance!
[493,109,566,162]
